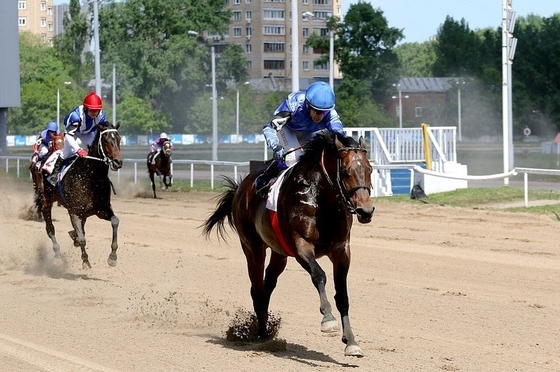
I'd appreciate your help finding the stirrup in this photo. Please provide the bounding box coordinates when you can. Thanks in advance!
[47,173,58,186]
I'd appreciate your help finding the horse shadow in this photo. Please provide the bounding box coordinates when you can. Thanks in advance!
[204,337,360,368]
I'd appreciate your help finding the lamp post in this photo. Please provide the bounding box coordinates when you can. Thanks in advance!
[391,84,409,129]
[457,80,465,141]
[303,11,334,88]
[57,81,72,126]
[235,81,249,140]
[187,30,218,160]
[292,0,299,91]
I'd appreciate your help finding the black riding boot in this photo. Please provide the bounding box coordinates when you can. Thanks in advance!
[47,157,63,186]
[254,160,284,196]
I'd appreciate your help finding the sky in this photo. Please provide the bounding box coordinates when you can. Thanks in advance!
[342,0,559,43]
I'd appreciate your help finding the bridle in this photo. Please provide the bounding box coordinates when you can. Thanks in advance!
[85,128,120,165]
[320,146,371,214]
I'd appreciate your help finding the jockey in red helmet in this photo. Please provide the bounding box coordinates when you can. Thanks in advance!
[47,91,108,185]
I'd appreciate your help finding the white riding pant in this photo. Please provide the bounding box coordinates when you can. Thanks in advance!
[62,132,95,159]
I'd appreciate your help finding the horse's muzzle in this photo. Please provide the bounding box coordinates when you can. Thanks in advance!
[111,158,123,171]
[356,205,374,224]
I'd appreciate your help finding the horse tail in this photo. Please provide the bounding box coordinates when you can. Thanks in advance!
[201,176,238,241]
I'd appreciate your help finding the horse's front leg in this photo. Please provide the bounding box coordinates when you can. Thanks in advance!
[107,214,119,267]
[296,253,340,333]
[69,214,90,269]
[331,247,363,357]
[41,199,60,258]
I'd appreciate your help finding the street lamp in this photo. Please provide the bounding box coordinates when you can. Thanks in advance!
[187,30,218,161]
[57,81,72,126]
[303,11,334,88]
[235,81,249,141]
[391,83,409,129]
[456,80,465,141]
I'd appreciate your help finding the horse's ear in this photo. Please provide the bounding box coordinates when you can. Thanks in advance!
[115,121,121,130]
[335,133,344,150]
[359,136,367,149]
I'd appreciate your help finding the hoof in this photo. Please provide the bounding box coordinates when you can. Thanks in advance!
[82,261,92,270]
[344,344,364,357]
[54,252,62,259]
[107,256,117,267]
[321,320,340,333]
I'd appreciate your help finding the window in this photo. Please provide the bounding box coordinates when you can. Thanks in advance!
[246,27,252,37]
[302,0,308,4]
[303,45,310,54]
[303,61,310,70]
[264,60,285,70]
[246,11,252,21]
[314,59,328,70]
[302,28,309,37]
[311,11,331,20]
[233,0,241,4]
[247,60,252,70]
[47,6,52,15]
[233,11,241,21]
[314,27,329,37]
[48,23,53,31]
[313,0,330,4]
[18,17,27,26]
[245,44,252,53]
[41,18,46,27]
[263,9,284,20]
[18,1,26,10]
[40,2,46,11]
[263,0,284,2]
[415,106,423,118]
[264,42,285,53]
[263,26,285,35]
[233,27,242,37]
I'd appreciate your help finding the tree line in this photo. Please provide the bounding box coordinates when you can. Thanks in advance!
[8,0,560,140]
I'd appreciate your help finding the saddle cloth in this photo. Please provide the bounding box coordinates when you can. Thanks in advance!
[265,163,296,212]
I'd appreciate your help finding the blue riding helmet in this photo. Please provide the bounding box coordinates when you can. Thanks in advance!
[46,121,58,132]
[305,81,335,110]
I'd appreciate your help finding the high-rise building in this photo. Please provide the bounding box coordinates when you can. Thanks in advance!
[219,0,342,91]
[53,3,69,36]
[17,0,55,45]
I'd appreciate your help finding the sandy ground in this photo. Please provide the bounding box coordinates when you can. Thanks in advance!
[0,175,559,372]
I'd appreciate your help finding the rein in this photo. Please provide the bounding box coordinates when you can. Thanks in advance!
[320,147,371,214]
[84,128,119,165]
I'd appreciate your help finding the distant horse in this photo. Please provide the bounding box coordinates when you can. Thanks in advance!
[147,140,173,198]
[202,130,374,356]
[37,122,123,269]
[29,132,65,220]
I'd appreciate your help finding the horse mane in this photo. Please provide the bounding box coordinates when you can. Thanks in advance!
[298,129,359,165]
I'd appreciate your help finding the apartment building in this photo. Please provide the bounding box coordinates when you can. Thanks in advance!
[220,0,342,91]
[17,0,55,45]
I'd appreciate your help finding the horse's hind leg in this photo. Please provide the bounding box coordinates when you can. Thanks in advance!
[69,214,90,269]
[242,243,280,340]
[149,171,157,198]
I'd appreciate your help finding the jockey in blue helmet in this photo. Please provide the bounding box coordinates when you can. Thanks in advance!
[32,121,61,165]
[255,81,346,194]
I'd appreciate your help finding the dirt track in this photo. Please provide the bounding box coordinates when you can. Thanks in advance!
[0,176,559,371]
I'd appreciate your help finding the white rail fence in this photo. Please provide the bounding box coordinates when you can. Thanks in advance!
[2,156,559,208]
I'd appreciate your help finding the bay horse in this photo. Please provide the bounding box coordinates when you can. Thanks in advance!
[29,132,65,220]
[37,122,123,269]
[202,130,374,357]
[147,140,173,198]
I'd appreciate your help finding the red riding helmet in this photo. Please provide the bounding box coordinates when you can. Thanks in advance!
[83,91,103,110]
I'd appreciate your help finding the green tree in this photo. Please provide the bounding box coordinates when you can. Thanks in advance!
[52,0,89,87]
[330,3,403,101]
[8,32,79,135]
[395,41,437,77]
[117,92,167,135]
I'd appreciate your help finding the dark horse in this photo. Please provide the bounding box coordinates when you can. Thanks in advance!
[147,140,173,198]
[29,132,65,220]
[202,130,374,356]
[36,122,123,269]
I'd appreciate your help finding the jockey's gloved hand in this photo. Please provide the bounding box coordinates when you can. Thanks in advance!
[76,148,88,158]
[272,145,285,161]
